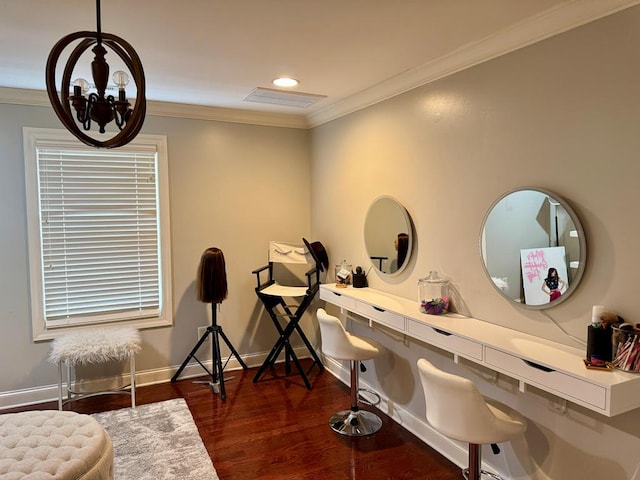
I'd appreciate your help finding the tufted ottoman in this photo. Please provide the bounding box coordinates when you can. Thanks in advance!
[0,410,113,479]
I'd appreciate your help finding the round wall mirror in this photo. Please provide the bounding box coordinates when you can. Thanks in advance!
[364,196,413,276]
[480,188,586,309]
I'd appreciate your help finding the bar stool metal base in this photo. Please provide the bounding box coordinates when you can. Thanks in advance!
[329,408,382,436]
[462,469,504,480]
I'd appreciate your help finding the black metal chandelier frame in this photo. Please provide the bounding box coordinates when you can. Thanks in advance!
[45,0,146,148]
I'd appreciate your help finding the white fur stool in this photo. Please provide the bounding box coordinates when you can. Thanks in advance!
[49,327,141,410]
[0,410,113,479]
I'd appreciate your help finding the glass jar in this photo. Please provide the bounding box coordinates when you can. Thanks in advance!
[418,271,449,314]
[335,260,352,287]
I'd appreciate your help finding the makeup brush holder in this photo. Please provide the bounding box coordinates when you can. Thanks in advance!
[611,325,640,372]
[352,266,367,288]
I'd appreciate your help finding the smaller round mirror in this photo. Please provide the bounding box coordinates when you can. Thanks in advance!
[364,196,413,276]
[480,187,586,309]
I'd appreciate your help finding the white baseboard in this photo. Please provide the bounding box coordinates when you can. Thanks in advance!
[0,348,290,410]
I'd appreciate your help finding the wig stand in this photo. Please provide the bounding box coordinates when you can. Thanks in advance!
[171,303,247,400]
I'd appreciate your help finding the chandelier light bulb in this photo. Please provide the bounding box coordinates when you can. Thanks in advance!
[72,78,90,96]
[112,70,130,89]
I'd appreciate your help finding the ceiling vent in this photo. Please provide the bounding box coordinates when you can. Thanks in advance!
[244,87,326,108]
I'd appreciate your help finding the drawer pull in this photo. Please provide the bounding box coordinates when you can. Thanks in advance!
[432,328,452,337]
[373,306,386,312]
[332,292,342,297]
[523,359,555,373]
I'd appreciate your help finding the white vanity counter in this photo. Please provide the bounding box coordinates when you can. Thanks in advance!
[320,284,640,417]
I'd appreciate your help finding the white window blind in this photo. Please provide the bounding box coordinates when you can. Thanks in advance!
[24,128,173,339]
[37,145,161,326]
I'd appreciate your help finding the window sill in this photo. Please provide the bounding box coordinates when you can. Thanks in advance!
[32,315,173,342]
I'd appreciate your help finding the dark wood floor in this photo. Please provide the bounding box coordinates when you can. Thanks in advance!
[2,361,460,480]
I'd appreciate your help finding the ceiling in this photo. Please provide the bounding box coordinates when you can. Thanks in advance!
[1,0,638,127]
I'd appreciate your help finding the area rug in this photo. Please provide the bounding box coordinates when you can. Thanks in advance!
[92,398,219,480]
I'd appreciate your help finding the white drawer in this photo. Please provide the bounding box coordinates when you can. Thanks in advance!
[485,347,606,410]
[406,319,483,360]
[320,289,357,311]
[355,302,406,332]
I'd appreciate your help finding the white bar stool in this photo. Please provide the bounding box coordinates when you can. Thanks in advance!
[317,308,384,436]
[417,358,527,480]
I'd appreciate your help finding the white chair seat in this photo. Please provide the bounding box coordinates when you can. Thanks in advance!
[261,283,308,298]
[317,308,383,361]
[484,400,528,443]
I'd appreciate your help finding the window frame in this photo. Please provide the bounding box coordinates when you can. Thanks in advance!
[23,127,173,341]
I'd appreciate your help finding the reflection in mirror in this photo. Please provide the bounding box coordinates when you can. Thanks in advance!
[480,188,586,309]
[364,196,413,276]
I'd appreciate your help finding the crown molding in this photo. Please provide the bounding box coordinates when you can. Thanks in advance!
[0,87,50,108]
[148,100,310,129]
[0,87,310,129]
[307,0,640,127]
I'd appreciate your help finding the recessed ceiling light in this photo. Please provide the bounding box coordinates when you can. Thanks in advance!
[273,77,299,88]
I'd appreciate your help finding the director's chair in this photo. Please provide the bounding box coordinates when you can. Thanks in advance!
[252,238,328,389]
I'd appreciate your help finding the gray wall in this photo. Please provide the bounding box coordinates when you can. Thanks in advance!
[0,103,312,393]
[311,7,640,480]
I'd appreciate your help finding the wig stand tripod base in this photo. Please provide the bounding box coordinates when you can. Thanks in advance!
[171,303,247,401]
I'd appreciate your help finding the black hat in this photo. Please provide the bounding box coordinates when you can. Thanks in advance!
[303,238,328,272]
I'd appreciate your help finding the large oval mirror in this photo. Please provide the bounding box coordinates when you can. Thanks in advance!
[364,196,413,276]
[480,188,586,309]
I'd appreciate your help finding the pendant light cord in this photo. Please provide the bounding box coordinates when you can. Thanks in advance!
[96,0,102,45]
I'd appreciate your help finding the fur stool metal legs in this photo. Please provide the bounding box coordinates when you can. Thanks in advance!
[49,326,141,410]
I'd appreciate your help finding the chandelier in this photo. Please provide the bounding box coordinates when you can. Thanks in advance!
[45,0,146,148]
